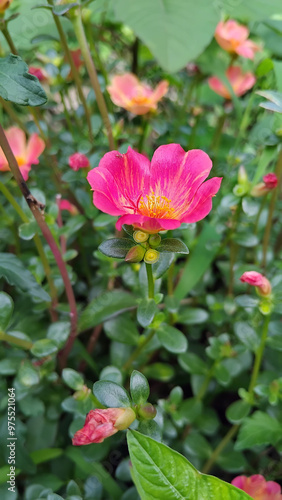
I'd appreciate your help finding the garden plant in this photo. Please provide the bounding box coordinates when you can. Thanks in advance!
[0,1,282,499]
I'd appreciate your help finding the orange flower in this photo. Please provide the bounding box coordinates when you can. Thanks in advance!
[208,66,256,99]
[107,73,168,115]
[0,127,45,180]
[0,0,13,13]
[215,20,261,60]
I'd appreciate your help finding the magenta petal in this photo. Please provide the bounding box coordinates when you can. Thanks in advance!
[231,476,246,490]
[20,165,31,181]
[115,214,159,232]
[94,192,123,216]
[181,177,222,223]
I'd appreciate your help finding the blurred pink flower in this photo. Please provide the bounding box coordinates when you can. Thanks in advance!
[232,475,282,499]
[0,127,45,180]
[68,152,90,171]
[240,271,271,296]
[59,199,78,215]
[29,66,48,82]
[208,66,256,99]
[107,73,168,115]
[87,144,222,233]
[263,173,278,189]
[215,20,261,60]
[0,0,13,13]
[251,173,278,197]
[72,408,136,445]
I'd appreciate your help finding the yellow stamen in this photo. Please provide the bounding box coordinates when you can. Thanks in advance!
[139,191,175,219]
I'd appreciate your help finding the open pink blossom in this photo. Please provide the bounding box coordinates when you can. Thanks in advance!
[208,66,256,99]
[107,73,168,115]
[59,199,78,215]
[215,20,261,60]
[87,144,222,233]
[240,271,271,297]
[68,152,90,171]
[232,475,282,499]
[72,408,136,445]
[0,127,45,180]
[0,0,13,13]
[251,173,278,197]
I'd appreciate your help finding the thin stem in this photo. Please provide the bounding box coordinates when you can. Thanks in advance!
[262,149,282,268]
[146,263,155,299]
[0,331,33,349]
[201,424,239,474]
[1,26,17,54]
[248,315,271,396]
[131,37,139,75]
[72,11,115,150]
[0,97,29,133]
[0,125,77,368]
[47,0,93,142]
[138,119,151,153]
[196,365,215,401]
[167,261,175,296]
[122,329,156,372]
[86,23,110,86]
[210,112,226,156]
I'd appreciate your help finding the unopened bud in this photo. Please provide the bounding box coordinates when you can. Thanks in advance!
[238,165,248,185]
[133,230,149,243]
[149,234,161,248]
[137,403,157,420]
[115,407,136,430]
[73,385,91,401]
[125,245,146,263]
[81,7,92,23]
[144,249,160,264]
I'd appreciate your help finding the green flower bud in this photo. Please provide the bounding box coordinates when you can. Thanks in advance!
[149,234,161,248]
[133,230,149,243]
[144,249,160,264]
[125,245,146,263]
[137,403,157,420]
[115,407,136,430]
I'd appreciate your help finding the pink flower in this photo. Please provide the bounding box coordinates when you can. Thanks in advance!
[29,66,47,82]
[107,73,168,115]
[232,475,282,499]
[263,173,278,189]
[72,408,136,445]
[251,173,278,197]
[59,199,78,215]
[0,127,45,180]
[0,0,13,13]
[215,20,261,60]
[240,271,272,297]
[68,153,90,171]
[87,144,222,233]
[208,66,256,99]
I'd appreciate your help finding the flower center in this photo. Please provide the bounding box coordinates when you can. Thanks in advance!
[16,156,26,167]
[138,191,175,219]
[132,95,150,105]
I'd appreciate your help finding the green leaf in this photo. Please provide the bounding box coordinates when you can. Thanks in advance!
[127,430,252,500]
[157,324,188,354]
[235,411,282,450]
[31,339,58,358]
[178,307,209,325]
[137,298,158,328]
[104,315,139,345]
[47,321,70,348]
[178,352,207,375]
[93,380,131,408]
[226,400,251,425]
[0,292,13,331]
[234,234,259,248]
[113,0,219,73]
[158,238,189,254]
[62,368,84,391]
[99,238,134,259]
[79,290,137,332]
[130,370,150,405]
[18,221,38,240]
[18,361,40,387]
[234,322,260,351]
[153,253,174,279]
[52,3,79,15]
[143,363,174,382]
[0,252,51,303]
[225,0,282,21]
[0,54,47,106]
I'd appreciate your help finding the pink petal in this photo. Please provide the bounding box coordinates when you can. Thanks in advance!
[116,214,163,233]
[181,177,222,223]
[93,191,123,216]
[152,80,169,102]
[107,73,140,107]
[208,76,231,99]
[20,164,31,181]
[236,40,261,59]
[5,127,26,158]
[127,104,157,115]
[231,476,247,490]
[26,134,45,165]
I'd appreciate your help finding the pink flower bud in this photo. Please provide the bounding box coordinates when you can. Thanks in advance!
[251,173,278,197]
[240,271,272,297]
[72,408,136,445]
[59,199,78,215]
[263,173,278,189]
[232,474,282,499]
[29,66,48,82]
[68,153,90,171]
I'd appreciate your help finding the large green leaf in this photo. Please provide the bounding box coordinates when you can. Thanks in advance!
[0,292,13,331]
[235,411,282,450]
[225,0,282,21]
[113,0,219,72]
[0,253,51,302]
[0,55,47,106]
[127,430,252,500]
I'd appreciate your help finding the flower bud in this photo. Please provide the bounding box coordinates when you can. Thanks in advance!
[125,245,146,263]
[0,0,13,14]
[149,234,161,248]
[144,249,160,264]
[133,230,149,243]
[240,271,272,297]
[115,407,136,430]
[238,165,248,185]
[251,173,278,197]
[137,403,157,420]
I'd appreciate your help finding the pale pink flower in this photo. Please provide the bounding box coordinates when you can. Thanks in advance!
[107,73,168,115]
[0,0,13,13]
[251,173,278,197]
[0,127,45,180]
[72,408,136,445]
[29,66,48,82]
[240,271,272,297]
[208,66,256,99]
[232,475,282,499]
[215,20,261,60]
[87,144,222,234]
[68,153,90,171]
[59,199,78,215]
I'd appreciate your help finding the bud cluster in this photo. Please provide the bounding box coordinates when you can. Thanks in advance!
[125,230,162,265]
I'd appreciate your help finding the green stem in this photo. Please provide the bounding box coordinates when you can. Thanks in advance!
[196,365,215,401]
[86,23,110,86]
[1,26,17,54]
[47,0,93,142]
[72,11,115,150]
[201,424,239,474]
[146,263,155,299]
[138,118,151,153]
[248,315,271,396]
[60,91,75,136]
[167,261,175,296]
[0,330,33,349]
[0,97,28,133]
[262,149,282,268]
[122,328,156,372]
[254,197,266,236]
[210,112,226,155]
